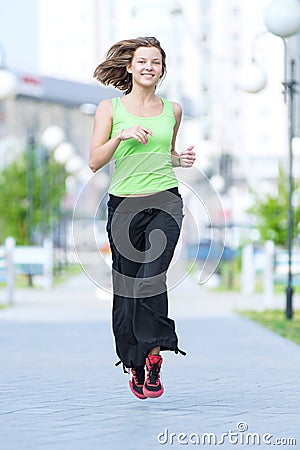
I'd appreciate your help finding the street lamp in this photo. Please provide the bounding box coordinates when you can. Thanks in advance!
[239,60,267,94]
[242,0,300,319]
[65,155,84,174]
[53,142,75,165]
[264,0,300,38]
[40,125,66,150]
[263,0,300,319]
[39,126,66,241]
[239,30,269,94]
[40,126,67,240]
[41,127,82,263]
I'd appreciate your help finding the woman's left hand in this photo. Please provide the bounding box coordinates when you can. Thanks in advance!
[180,145,196,167]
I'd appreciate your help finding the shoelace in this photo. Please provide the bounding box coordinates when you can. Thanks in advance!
[132,368,145,385]
[147,363,161,386]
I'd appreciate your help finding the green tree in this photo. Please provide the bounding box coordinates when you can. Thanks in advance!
[248,167,300,247]
[0,143,67,245]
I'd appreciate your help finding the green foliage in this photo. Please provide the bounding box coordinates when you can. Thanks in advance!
[248,167,300,246]
[241,309,300,346]
[0,144,67,244]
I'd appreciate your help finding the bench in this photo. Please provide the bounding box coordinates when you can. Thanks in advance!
[0,237,54,304]
[274,250,300,286]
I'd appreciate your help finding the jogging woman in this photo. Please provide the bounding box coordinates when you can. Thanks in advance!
[90,37,196,399]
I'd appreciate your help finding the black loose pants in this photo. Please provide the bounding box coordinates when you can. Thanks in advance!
[106,188,184,368]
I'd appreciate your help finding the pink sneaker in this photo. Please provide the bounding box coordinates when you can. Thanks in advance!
[143,354,164,398]
[129,367,147,400]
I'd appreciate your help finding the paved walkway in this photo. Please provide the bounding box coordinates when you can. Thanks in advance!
[0,262,300,450]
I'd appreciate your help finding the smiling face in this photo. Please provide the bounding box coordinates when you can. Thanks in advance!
[127,46,163,89]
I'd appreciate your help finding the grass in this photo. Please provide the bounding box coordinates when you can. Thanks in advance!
[53,263,83,286]
[240,309,300,346]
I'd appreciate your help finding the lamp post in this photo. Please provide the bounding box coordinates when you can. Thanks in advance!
[264,0,300,319]
[40,126,66,241]
[41,127,84,263]
[242,0,300,319]
[284,59,297,319]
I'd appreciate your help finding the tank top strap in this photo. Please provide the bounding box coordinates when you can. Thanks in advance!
[111,96,120,112]
[161,97,175,118]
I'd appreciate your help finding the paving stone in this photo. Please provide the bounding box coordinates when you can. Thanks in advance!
[0,265,299,450]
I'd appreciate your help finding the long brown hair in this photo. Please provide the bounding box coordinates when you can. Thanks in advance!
[93,37,166,94]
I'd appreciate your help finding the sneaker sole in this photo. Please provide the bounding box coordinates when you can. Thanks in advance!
[129,381,147,400]
[143,385,164,398]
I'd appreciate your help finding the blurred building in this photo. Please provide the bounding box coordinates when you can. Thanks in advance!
[38,0,100,83]
[0,70,119,251]
[0,72,117,229]
[0,73,113,164]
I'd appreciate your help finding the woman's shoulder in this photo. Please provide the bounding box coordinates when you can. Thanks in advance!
[97,97,117,108]
[170,101,182,116]
[96,98,111,109]
[161,97,181,111]
[95,97,121,117]
[161,98,182,122]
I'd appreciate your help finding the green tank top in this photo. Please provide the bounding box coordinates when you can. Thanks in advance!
[108,96,178,195]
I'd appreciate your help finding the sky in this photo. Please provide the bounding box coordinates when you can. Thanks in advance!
[0,0,38,72]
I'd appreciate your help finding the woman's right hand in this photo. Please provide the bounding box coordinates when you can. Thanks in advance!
[119,126,153,145]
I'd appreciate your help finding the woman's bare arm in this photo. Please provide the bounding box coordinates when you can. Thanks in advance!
[171,101,196,168]
[89,100,122,172]
[170,102,182,167]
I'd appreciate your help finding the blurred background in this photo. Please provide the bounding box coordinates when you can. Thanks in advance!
[1,0,300,317]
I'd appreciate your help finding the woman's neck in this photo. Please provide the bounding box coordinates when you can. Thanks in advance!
[121,87,163,117]
[126,86,158,106]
